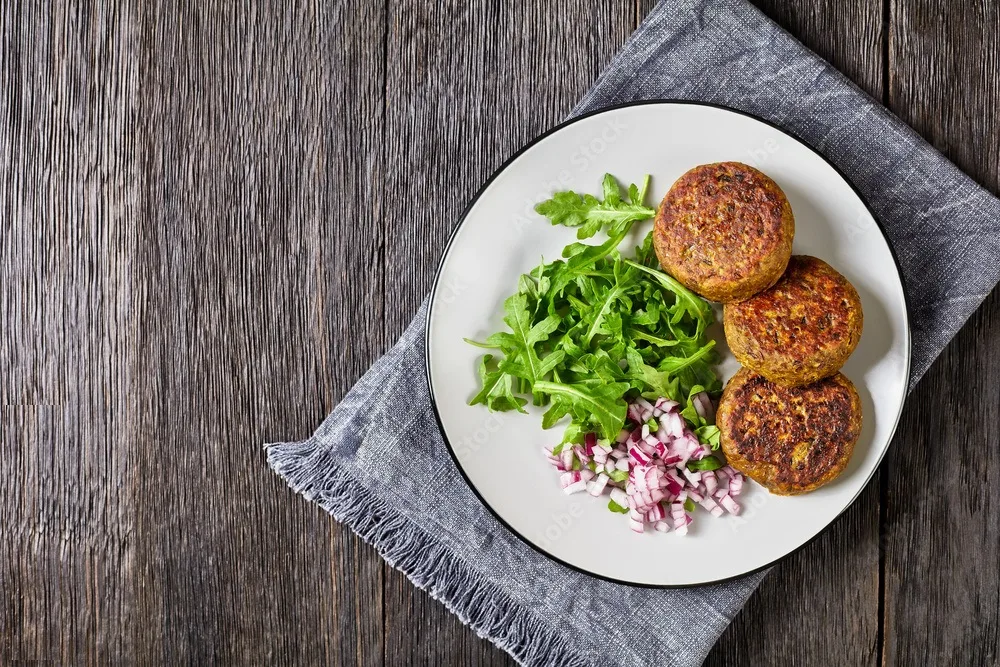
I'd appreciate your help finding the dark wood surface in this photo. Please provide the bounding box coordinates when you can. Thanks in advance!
[2,1,998,664]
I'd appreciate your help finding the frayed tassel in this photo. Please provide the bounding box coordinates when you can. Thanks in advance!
[267,443,589,667]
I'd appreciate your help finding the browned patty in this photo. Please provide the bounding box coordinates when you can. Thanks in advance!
[724,256,863,387]
[717,368,862,495]
[653,162,794,303]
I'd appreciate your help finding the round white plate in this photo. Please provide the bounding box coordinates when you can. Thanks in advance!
[426,101,910,587]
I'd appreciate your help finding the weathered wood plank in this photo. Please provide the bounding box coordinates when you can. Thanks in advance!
[125,1,391,663]
[379,1,638,664]
[883,1,1000,664]
[0,2,142,662]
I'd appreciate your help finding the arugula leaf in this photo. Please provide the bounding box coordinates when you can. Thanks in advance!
[694,425,721,449]
[630,174,651,208]
[626,341,717,401]
[580,262,635,346]
[608,468,629,483]
[602,173,622,206]
[680,384,709,426]
[468,354,528,413]
[624,259,713,325]
[555,423,586,453]
[534,379,629,441]
[634,229,658,267]
[535,174,656,240]
[656,340,716,374]
[608,499,629,514]
[498,294,561,384]
[544,231,626,307]
[687,455,725,472]
[630,330,681,347]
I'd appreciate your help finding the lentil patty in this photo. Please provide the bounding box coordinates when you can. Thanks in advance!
[653,162,794,302]
[717,368,862,495]
[724,255,863,387]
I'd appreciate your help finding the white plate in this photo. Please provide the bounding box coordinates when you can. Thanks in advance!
[426,101,910,587]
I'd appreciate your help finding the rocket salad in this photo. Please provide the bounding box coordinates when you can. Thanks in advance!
[465,173,727,464]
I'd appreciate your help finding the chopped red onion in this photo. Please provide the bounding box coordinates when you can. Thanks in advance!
[588,473,610,496]
[692,391,715,422]
[655,397,680,412]
[704,471,718,495]
[544,396,749,537]
[719,494,741,515]
[634,396,655,414]
[560,448,574,470]
[628,447,651,466]
[682,467,702,487]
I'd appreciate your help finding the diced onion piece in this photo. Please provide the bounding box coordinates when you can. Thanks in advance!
[629,447,651,466]
[719,494,741,515]
[682,468,702,487]
[692,391,715,423]
[634,397,655,414]
[559,471,580,488]
[588,473,610,496]
[655,397,680,412]
[561,449,574,470]
[704,472,718,495]
[729,474,744,497]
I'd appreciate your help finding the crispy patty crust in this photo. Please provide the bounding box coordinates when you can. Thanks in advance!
[653,162,794,302]
[724,255,863,387]
[718,368,862,495]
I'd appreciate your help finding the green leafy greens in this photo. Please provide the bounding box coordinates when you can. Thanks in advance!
[466,174,723,450]
[535,174,656,239]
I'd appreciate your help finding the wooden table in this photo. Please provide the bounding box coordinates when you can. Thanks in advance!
[3,1,998,664]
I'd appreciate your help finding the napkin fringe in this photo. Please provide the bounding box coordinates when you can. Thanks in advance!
[267,440,589,667]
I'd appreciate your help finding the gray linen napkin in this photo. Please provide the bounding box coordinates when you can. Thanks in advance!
[267,0,1000,665]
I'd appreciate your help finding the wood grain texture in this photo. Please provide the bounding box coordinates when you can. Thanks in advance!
[1,1,999,665]
[884,1,1000,664]
[1,2,142,662]
[129,2,388,663]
